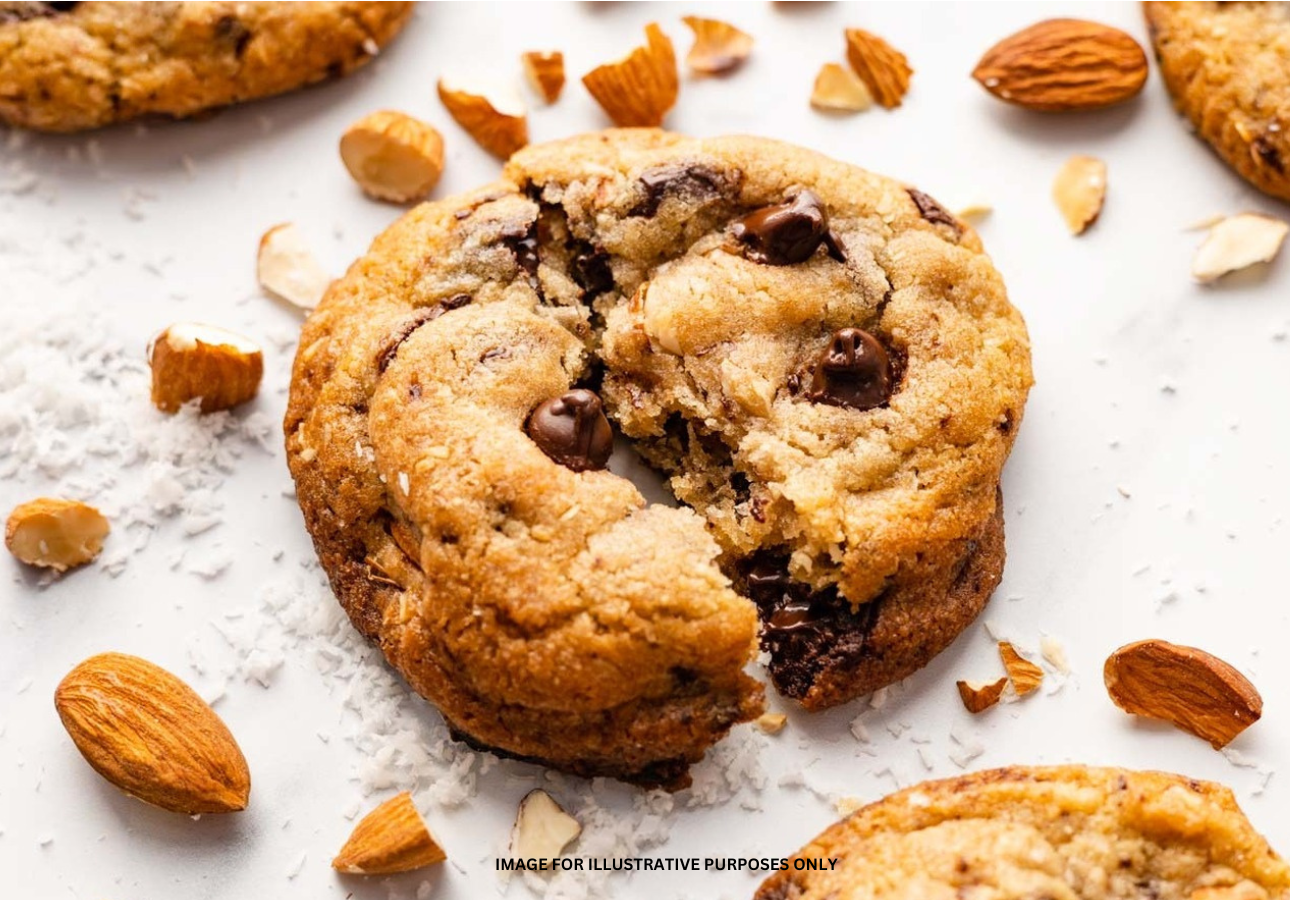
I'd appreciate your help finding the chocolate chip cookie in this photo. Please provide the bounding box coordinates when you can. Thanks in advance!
[0,2,412,132]
[756,766,1290,900]
[285,130,1032,787]
[1145,2,1290,203]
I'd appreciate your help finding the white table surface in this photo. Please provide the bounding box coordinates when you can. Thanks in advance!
[3,2,1290,898]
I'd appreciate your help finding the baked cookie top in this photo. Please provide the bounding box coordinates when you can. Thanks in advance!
[285,130,1031,784]
[756,766,1290,900]
[0,2,413,131]
[1145,2,1290,202]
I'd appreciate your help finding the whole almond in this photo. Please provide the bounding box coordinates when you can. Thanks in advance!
[55,652,251,813]
[1104,639,1261,749]
[972,19,1148,112]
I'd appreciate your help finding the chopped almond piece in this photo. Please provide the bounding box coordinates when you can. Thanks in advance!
[1191,213,1289,283]
[522,51,565,103]
[149,323,263,414]
[257,223,331,310]
[333,792,446,875]
[582,23,678,127]
[957,677,1007,713]
[999,642,1043,696]
[810,62,873,113]
[6,498,109,572]
[845,27,912,109]
[339,110,445,203]
[755,712,788,734]
[438,76,528,159]
[682,16,753,75]
[510,790,580,859]
[1052,154,1107,235]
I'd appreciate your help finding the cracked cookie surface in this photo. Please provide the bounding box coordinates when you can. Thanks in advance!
[285,130,1031,786]
[755,765,1290,900]
[0,2,412,131]
[1145,2,1290,203]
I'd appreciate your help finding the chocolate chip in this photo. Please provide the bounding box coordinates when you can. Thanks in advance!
[1252,135,1285,174]
[376,296,472,373]
[526,389,614,472]
[906,188,962,235]
[1,1,77,21]
[805,328,892,411]
[570,246,614,299]
[731,190,844,266]
[214,14,251,57]
[629,164,729,217]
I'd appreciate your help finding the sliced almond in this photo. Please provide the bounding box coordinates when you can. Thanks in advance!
[333,792,446,875]
[582,23,678,127]
[54,652,251,813]
[810,62,873,113]
[1052,154,1107,235]
[521,51,565,104]
[510,789,580,859]
[5,498,109,572]
[999,642,1043,696]
[149,323,263,414]
[257,223,331,310]
[1104,639,1262,749]
[682,16,753,75]
[1191,213,1289,283]
[437,76,528,160]
[972,19,1148,112]
[844,27,912,109]
[755,712,788,734]
[956,676,1008,714]
[339,110,445,203]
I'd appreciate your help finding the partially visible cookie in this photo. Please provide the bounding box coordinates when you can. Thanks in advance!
[756,765,1290,900]
[1145,2,1290,202]
[0,2,413,132]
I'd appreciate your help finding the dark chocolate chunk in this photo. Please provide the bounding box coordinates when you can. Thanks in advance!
[731,190,842,265]
[805,328,892,411]
[740,553,885,701]
[376,295,472,374]
[629,164,729,217]
[570,246,614,299]
[501,223,540,281]
[526,389,614,472]
[906,188,963,235]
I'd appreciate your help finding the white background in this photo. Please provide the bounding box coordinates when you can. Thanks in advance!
[4,3,1290,898]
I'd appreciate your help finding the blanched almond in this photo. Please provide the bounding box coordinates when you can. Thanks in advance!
[682,16,753,75]
[1191,213,1289,283]
[522,51,565,104]
[810,62,873,113]
[510,789,580,859]
[333,792,446,875]
[999,642,1043,696]
[257,223,331,310]
[340,110,445,203]
[1104,639,1261,749]
[54,652,250,813]
[1052,154,1107,235]
[438,76,528,159]
[845,27,912,109]
[755,712,788,734]
[149,323,263,414]
[582,23,678,127]
[5,498,109,572]
[957,676,1007,713]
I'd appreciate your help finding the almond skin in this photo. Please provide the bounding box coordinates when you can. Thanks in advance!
[972,19,1148,112]
[1104,639,1262,749]
[55,652,251,813]
[333,792,446,875]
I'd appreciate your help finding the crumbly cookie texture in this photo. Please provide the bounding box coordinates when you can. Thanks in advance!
[756,766,1290,900]
[0,2,413,132]
[285,130,1031,787]
[1145,2,1290,203]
